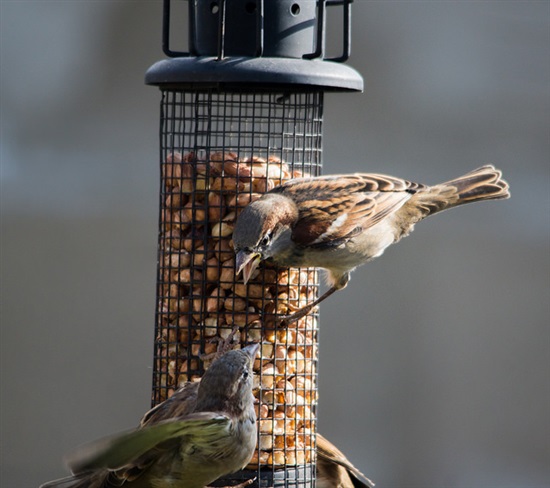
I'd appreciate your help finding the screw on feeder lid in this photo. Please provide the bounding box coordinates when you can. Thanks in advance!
[147,0,364,92]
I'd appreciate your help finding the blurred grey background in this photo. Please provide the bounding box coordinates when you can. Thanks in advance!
[1,2,548,487]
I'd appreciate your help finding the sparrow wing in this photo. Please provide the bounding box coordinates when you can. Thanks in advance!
[139,381,199,428]
[67,412,230,474]
[54,383,200,486]
[40,413,229,488]
[317,434,375,488]
[274,174,422,247]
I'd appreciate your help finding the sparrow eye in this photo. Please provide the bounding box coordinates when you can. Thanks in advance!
[260,233,271,247]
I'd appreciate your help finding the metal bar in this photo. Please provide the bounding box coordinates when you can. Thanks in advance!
[162,0,190,58]
[303,0,326,59]
[256,0,265,57]
[326,0,352,62]
[217,0,227,61]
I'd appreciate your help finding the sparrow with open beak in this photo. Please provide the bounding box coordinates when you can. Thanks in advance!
[40,344,259,488]
[233,165,509,324]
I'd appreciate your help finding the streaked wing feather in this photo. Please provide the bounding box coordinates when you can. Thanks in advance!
[140,382,199,428]
[273,174,421,246]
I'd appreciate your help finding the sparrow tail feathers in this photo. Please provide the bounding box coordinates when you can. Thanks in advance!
[409,165,510,218]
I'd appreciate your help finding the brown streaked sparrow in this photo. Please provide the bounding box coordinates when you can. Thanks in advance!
[40,344,259,488]
[233,165,510,323]
[317,434,375,488]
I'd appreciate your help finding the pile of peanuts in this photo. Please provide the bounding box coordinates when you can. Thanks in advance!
[155,150,319,467]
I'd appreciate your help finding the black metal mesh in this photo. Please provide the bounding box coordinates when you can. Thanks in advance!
[153,89,323,486]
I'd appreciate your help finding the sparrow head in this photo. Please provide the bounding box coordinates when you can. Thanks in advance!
[197,343,260,414]
[233,193,298,283]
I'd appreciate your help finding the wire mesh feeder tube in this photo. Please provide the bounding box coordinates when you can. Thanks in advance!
[153,90,322,486]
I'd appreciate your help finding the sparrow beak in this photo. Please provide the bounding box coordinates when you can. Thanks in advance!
[242,342,260,363]
[236,250,261,284]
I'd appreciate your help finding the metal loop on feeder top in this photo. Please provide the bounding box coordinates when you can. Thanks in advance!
[152,90,322,483]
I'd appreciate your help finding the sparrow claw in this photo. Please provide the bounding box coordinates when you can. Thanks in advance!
[200,325,242,362]
[276,304,317,327]
[216,325,241,355]
[275,284,340,326]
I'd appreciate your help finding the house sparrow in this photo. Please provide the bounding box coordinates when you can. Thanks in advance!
[233,165,510,323]
[40,343,259,488]
[317,434,375,488]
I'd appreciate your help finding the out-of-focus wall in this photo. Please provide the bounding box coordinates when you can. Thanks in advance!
[1,2,548,487]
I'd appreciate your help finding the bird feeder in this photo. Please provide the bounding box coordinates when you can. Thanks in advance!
[145,1,363,486]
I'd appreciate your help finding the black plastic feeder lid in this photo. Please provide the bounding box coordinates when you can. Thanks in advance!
[145,56,364,92]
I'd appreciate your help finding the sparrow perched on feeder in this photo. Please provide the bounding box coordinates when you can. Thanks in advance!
[317,434,375,488]
[40,343,259,488]
[233,165,510,323]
